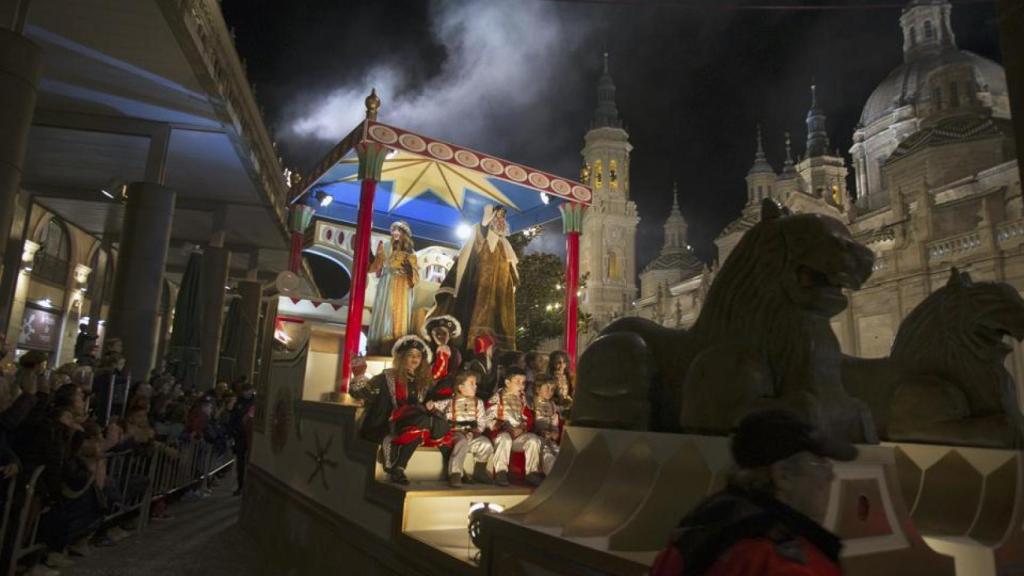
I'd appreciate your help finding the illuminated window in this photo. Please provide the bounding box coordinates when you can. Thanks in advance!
[609,159,619,190]
[593,160,603,188]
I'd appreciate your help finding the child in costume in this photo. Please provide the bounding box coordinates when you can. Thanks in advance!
[422,315,462,394]
[428,370,492,487]
[359,336,449,485]
[531,375,561,475]
[487,367,543,487]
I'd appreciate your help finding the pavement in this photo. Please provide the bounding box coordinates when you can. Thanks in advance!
[62,480,262,576]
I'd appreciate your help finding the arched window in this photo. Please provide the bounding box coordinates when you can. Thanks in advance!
[932,87,943,110]
[949,82,959,107]
[924,20,934,39]
[757,185,763,199]
[34,218,70,286]
[909,26,917,47]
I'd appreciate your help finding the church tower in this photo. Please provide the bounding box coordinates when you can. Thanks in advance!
[792,85,848,218]
[579,53,639,332]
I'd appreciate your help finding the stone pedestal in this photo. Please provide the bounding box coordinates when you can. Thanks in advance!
[107,182,175,379]
[198,245,229,389]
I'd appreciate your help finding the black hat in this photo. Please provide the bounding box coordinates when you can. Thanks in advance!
[730,409,857,469]
[422,315,462,340]
[391,335,433,364]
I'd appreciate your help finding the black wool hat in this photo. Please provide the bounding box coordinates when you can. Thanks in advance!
[730,409,857,469]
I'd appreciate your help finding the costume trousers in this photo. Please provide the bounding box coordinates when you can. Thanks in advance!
[449,432,493,476]
[383,435,423,471]
[541,439,559,475]
[492,432,541,474]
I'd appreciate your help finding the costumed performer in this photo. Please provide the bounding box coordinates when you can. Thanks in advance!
[433,205,518,350]
[463,333,498,400]
[359,336,450,485]
[367,221,419,355]
[429,370,493,487]
[422,315,462,397]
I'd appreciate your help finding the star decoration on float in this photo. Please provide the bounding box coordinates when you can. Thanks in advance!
[305,429,338,491]
[337,149,519,213]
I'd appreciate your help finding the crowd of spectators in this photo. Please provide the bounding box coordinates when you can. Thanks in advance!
[0,334,254,576]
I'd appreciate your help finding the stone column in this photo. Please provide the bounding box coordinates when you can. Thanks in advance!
[4,238,37,349]
[87,239,110,336]
[198,244,230,389]
[235,272,261,387]
[0,190,30,338]
[55,263,90,365]
[0,28,41,281]
[107,182,175,381]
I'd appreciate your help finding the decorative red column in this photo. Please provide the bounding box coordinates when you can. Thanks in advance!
[559,202,585,372]
[340,139,388,393]
[287,204,315,273]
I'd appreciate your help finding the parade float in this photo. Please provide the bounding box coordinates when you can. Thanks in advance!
[239,92,1024,576]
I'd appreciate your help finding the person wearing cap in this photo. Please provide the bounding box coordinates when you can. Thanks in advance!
[423,315,463,388]
[360,335,450,485]
[463,333,499,400]
[651,409,856,576]
[367,220,419,356]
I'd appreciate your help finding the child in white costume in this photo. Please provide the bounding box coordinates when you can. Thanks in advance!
[487,367,543,487]
[429,371,493,487]
[531,376,561,475]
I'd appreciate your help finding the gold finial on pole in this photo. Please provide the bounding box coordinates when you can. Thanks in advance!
[365,88,381,121]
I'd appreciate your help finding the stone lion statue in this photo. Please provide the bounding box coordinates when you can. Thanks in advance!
[843,268,1024,448]
[574,199,878,443]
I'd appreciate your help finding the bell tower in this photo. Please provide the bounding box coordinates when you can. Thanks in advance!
[579,53,639,333]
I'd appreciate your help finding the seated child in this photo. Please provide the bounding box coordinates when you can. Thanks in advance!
[487,367,543,487]
[428,371,492,487]
[531,376,561,475]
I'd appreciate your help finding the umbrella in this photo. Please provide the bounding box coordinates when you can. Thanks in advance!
[167,250,203,389]
[218,296,241,383]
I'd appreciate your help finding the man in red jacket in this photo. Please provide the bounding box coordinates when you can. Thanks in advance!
[652,409,856,576]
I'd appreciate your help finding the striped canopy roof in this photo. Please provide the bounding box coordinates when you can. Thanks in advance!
[293,121,592,245]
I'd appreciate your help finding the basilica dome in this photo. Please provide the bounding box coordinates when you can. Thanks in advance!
[859,49,1007,129]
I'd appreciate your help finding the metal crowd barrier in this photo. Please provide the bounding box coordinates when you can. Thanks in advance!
[0,438,235,575]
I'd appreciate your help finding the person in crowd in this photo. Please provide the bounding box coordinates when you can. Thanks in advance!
[348,356,375,404]
[427,371,492,487]
[463,333,498,400]
[651,409,855,576]
[423,315,462,387]
[22,384,102,569]
[547,350,575,416]
[531,376,561,475]
[360,336,448,485]
[487,367,543,487]
[73,323,97,363]
[524,351,548,391]
[228,383,255,495]
[153,401,187,442]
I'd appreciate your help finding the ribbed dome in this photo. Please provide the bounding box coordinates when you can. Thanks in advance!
[859,50,1007,128]
[643,251,704,277]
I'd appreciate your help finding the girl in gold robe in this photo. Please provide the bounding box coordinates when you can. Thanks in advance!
[367,221,418,355]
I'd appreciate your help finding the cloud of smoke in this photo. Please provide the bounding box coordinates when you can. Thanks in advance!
[284,0,597,176]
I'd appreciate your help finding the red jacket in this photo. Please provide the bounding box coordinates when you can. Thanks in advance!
[651,487,843,576]
[652,536,841,576]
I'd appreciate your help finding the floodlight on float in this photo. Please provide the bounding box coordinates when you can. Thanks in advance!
[539,192,550,205]
[456,223,473,240]
[315,190,334,207]
[468,502,505,549]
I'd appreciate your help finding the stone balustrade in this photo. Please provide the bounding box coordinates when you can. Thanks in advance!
[928,231,982,262]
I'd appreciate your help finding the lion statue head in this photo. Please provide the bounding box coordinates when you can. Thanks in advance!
[892,268,1024,418]
[692,199,874,345]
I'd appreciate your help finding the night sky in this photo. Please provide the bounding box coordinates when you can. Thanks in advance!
[222,0,1003,269]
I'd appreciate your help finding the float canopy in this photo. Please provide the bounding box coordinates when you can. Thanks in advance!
[293,120,592,245]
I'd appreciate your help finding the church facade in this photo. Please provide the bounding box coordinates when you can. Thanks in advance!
[583,0,1024,382]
